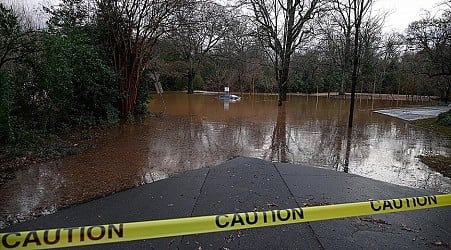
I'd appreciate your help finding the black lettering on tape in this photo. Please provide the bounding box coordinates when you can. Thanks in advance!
[231,213,245,227]
[383,200,394,210]
[417,197,427,206]
[370,201,381,211]
[65,228,74,242]
[1,195,447,248]
[245,212,258,225]
[87,226,105,241]
[428,196,437,205]
[80,227,85,241]
[271,210,276,222]
[215,215,229,228]
[43,229,60,245]
[370,195,439,212]
[108,224,124,238]
[23,231,41,247]
[263,211,268,223]
[293,208,304,219]
[393,199,402,209]
[2,233,21,248]
[1,224,124,249]
[277,210,291,221]
[214,209,305,229]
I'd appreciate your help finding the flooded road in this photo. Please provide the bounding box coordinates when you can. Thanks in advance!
[1,92,450,228]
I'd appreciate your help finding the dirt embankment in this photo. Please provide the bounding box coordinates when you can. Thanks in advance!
[413,118,451,178]
[0,128,109,186]
[418,155,451,178]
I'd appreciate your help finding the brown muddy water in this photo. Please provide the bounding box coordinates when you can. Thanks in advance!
[1,92,450,228]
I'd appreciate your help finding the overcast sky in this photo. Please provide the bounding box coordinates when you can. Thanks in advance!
[373,0,445,33]
[4,0,447,33]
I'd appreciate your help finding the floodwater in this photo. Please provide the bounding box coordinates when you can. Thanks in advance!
[1,92,450,228]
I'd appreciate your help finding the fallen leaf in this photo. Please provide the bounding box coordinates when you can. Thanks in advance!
[433,241,443,246]
[267,203,278,208]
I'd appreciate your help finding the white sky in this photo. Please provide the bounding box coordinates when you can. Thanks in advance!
[374,0,445,33]
[4,0,448,34]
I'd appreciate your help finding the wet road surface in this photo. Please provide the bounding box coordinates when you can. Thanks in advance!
[3,157,450,249]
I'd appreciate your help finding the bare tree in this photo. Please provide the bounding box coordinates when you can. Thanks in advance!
[330,0,353,96]
[406,9,451,101]
[341,0,374,128]
[323,0,379,99]
[214,14,266,92]
[172,1,233,94]
[97,0,186,119]
[244,0,323,105]
[358,14,384,95]
[0,3,37,70]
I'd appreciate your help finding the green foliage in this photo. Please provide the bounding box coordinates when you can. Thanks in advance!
[34,0,119,128]
[45,0,91,30]
[0,0,120,157]
[292,74,316,94]
[0,3,37,70]
[34,28,119,129]
[193,74,204,89]
[0,71,13,142]
[134,70,154,115]
[322,70,340,92]
[0,4,20,68]
[160,75,186,91]
[437,110,451,126]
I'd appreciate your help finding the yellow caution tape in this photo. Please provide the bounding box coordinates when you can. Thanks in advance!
[1,194,450,249]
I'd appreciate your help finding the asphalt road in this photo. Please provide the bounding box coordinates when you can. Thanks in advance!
[1,157,450,249]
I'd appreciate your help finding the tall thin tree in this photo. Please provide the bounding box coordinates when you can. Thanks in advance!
[97,0,186,120]
[172,1,233,94]
[245,0,323,106]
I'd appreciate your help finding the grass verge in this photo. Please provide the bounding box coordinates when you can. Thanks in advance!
[413,110,451,178]
[417,155,451,178]
[0,127,110,185]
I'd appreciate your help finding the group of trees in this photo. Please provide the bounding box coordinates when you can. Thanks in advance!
[0,0,450,146]
[1,0,118,147]
[158,0,450,102]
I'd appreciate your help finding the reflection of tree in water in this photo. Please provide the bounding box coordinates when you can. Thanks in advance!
[343,127,352,173]
[313,120,343,170]
[340,125,373,173]
[314,122,350,173]
[267,105,290,163]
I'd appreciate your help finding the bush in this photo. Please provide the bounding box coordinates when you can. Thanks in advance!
[32,28,119,129]
[0,71,12,142]
[193,74,204,89]
[437,110,451,126]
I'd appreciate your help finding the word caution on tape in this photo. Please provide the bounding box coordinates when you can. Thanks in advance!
[1,194,450,249]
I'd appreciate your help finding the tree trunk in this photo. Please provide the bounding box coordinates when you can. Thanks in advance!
[348,68,358,128]
[340,28,352,96]
[445,83,450,103]
[119,67,141,120]
[270,105,288,162]
[118,47,143,121]
[187,67,194,94]
[278,72,289,106]
[348,1,364,129]
[277,56,291,106]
